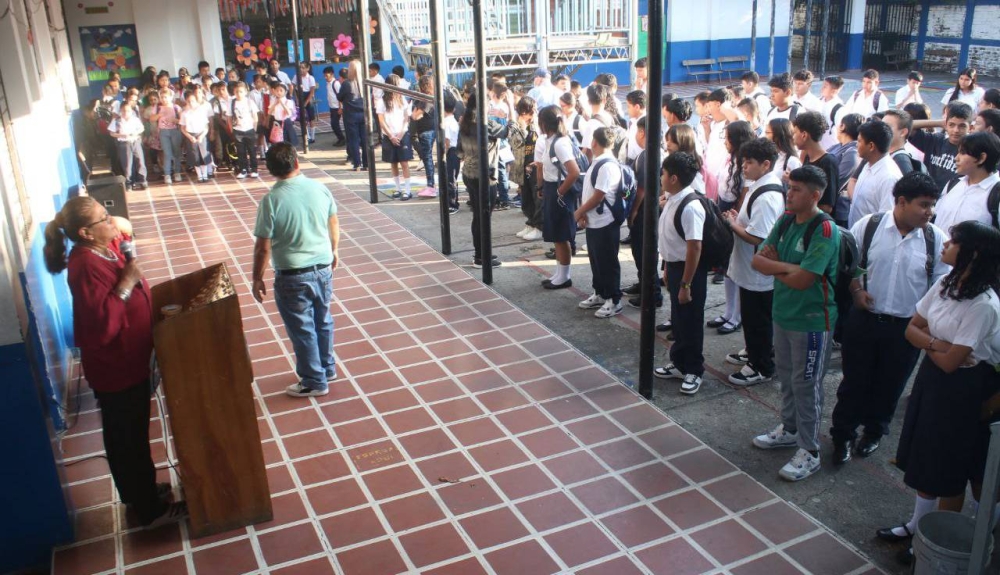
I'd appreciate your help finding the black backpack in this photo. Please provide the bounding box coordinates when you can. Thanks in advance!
[590,158,637,227]
[942,177,1000,229]
[673,192,735,269]
[859,212,936,291]
[571,115,584,145]
[776,212,858,289]
[746,183,786,219]
[892,149,928,175]
[549,135,591,197]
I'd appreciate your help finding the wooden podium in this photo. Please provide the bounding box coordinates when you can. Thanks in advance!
[151,263,272,538]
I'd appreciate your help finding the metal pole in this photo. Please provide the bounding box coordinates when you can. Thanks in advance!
[751,0,758,73]
[473,0,493,284]
[290,0,308,154]
[769,0,776,76]
[969,422,1000,575]
[266,0,277,54]
[357,0,379,203]
[429,0,452,255]
[802,0,812,70]
[818,0,830,76]
[787,0,794,74]
[638,0,663,400]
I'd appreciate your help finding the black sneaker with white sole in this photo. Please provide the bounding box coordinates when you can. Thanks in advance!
[728,365,772,386]
[654,364,684,380]
[679,374,702,395]
[725,349,749,365]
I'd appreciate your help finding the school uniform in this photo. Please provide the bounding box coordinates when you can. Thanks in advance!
[626,115,644,164]
[520,125,543,230]
[582,152,623,303]
[376,100,413,163]
[748,87,772,118]
[933,172,1000,233]
[847,154,903,228]
[179,106,211,166]
[629,149,663,305]
[895,86,922,107]
[231,98,261,175]
[845,89,890,119]
[820,96,846,150]
[108,113,147,188]
[766,104,801,122]
[831,212,949,446]
[269,96,298,146]
[443,114,461,209]
[896,276,1000,497]
[658,186,708,378]
[539,134,578,243]
[940,86,985,110]
[326,78,345,142]
[729,172,785,379]
[794,91,824,114]
[294,73,318,122]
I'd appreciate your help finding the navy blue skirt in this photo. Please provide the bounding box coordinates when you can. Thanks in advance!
[382,131,414,163]
[542,181,576,243]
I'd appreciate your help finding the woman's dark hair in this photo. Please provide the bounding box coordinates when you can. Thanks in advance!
[979,109,1000,134]
[725,121,755,196]
[592,74,622,119]
[940,221,1000,301]
[892,171,940,202]
[662,152,700,188]
[538,105,566,137]
[460,92,478,136]
[265,143,298,177]
[959,131,1000,174]
[382,74,402,112]
[44,196,98,274]
[740,137,779,168]
[792,111,828,142]
[559,91,584,116]
[516,95,537,117]
[768,118,798,161]
[838,113,864,140]
[139,67,157,91]
[948,67,978,104]
[984,88,1000,109]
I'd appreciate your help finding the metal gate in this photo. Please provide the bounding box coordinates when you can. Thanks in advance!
[862,0,917,69]
[795,0,853,74]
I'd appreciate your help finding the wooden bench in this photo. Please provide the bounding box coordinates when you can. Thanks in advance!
[884,49,914,70]
[682,58,722,81]
[717,55,751,79]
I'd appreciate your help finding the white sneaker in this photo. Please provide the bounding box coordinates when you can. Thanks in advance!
[285,383,329,398]
[516,226,532,238]
[779,448,821,482]
[725,348,749,365]
[752,424,799,450]
[522,228,543,241]
[164,174,173,184]
[679,374,702,395]
[250,171,259,178]
[729,365,772,387]
[237,171,248,179]
[654,364,684,380]
[579,294,606,309]
[594,299,624,318]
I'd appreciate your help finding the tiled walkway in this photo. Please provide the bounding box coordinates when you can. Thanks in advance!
[52,163,879,575]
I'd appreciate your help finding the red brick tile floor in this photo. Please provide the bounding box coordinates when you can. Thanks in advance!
[52,162,878,574]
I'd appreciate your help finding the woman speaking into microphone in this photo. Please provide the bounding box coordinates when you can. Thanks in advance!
[44,196,186,529]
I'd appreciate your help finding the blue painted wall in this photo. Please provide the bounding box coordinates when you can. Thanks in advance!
[665,36,791,84]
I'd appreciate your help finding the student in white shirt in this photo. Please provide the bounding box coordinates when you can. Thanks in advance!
[634,57,648,93]
[179,91,212,182]
[766,73,802,122]
[293,62,318,143]
[833,171,949,469]
[558,92,584,146]
[742,71,772,119]
[654,152,709,395]
[574,127,625,318]
[228,81,261,178]
[890,220,1000,553]
[323,66,346,146]
[896,71,924,108]
[376,74,414,199]
[443,96,461,213]
[819,75,846,150]
[268,59,293,90]
[581,84,618,162]
[537,106,581,288]
[933,131,1000,232]
[941,67,986,115]
[792,69,823,113]
[624,90,646,164]
[844,69,889,119]
[108,103,147,190]
[391,65,411,92]
[722,138,786,386]
[848,121,903,227]
[766,118,803,178]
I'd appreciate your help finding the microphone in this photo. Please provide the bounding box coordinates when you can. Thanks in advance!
[120,240,135,263]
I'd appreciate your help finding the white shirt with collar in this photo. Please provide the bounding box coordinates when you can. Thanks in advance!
[729,172,785,291]
[582,151,622,229]
[327,79,341,109]
[851,211,950,318]
[794,91,824,114]
[748,87,771,118]
[848,154,903,227]
[917,275,1000,365]
[626,115,644,162]
[933,172,1000,233]
[895,85,922,107]
[846,88,889,119]
[820,96,845,150]
[658,187,705,263]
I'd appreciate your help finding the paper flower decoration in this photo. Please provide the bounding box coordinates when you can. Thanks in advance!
[370,17,378,35]
[258,39,275,61]
[228,22,251,45]
[236,42,258,66]
[333,34,355,56]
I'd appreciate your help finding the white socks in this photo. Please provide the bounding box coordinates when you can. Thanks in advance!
[394,176,401,192]
[892,495,937,537]
[404,178,412,196]
[550,263,571,285]
[195,165,207,179]
[307,126,315,140]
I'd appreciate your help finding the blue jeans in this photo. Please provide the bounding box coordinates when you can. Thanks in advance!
[274,266,336,390]
[414,130,436,187]
[159,128,182,177]
[344,114,367,169]
[496,149,510,203]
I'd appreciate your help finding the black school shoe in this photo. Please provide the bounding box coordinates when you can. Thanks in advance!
[541,279,573,290]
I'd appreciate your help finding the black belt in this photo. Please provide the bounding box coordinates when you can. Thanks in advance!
[864,311,911,324]
[276,263,330,276]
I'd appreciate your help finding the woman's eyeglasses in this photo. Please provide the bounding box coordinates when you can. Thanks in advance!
[85,214,110,228]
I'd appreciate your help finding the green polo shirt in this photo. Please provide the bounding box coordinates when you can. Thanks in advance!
[254,174,337,270]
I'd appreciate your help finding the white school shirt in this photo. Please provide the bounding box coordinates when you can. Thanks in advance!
[766,104,798,121]
[704,120,728,179]
[933,172,1000,232]
[379,102,410,136]
[771,151,802,177]
[715,159,741,203]
[537,134,576,182]
[941,86,985,110]
[847,154,903,228]
[231,98,260,132]
[274,69,293,89]
[582,151,622,229]
[748,88,772,118]
[370,74,385,101]
[728,172,785,291]
[295,74,317,96]
[850,211,949,318]
[845,89,889,119]
[916,275,1000,365]
[658,187,705,263]
[794,91,824,114]
[443,115,459,149]
[109,113,144,141]
[895,86,922,107]
[626,115,644,162]
[327,79,341,109]
[180,106,210,135]
[580,117,606,150]
[249,88,265,113]
[819,96,845,150]
[565,112,583,146]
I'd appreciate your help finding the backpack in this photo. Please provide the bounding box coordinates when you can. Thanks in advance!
[943,177,1000,228]
[828,103,843,129]
[776,212,859,289]
[673,192,735,269]
[571,115,584,145]
[590,157,637,227]
[850,89,883,112]
[859,212,936,291]
[592,112,630,163]
[549,134,591,197]
[746,183,786,219]
[891,149,927,175]
[787,103,801,122]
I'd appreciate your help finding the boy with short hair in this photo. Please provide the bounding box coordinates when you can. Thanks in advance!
[250,74,270,159]
[442,96,461,214]
[896,71,923,108]
[634,58,648,93]
[215,67,226,82]
[846,69,889,119]
[323,66,346,146]
[908,101,973,189]
[742,71,771,118]
[751,165,841,481]
[819,75,846,150]
[767,73,801,121]
[623,116,663,308]
[625,90,646,164]
[792,69,823,113]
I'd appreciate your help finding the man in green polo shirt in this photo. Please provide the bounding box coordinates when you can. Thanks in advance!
[253,143,340,397]
[751,165,840,482]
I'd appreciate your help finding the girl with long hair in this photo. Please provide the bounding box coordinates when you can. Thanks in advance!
[881,221,1000,561]
[765,118,802,177]
[338,59,368,171]
[377,74,414,199]
[942,67,985,114]
[559,92,584,146]
[537,105,581,287]
[665,124,708,196]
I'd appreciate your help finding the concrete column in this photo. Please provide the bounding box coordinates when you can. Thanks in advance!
[845,0,867,70]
